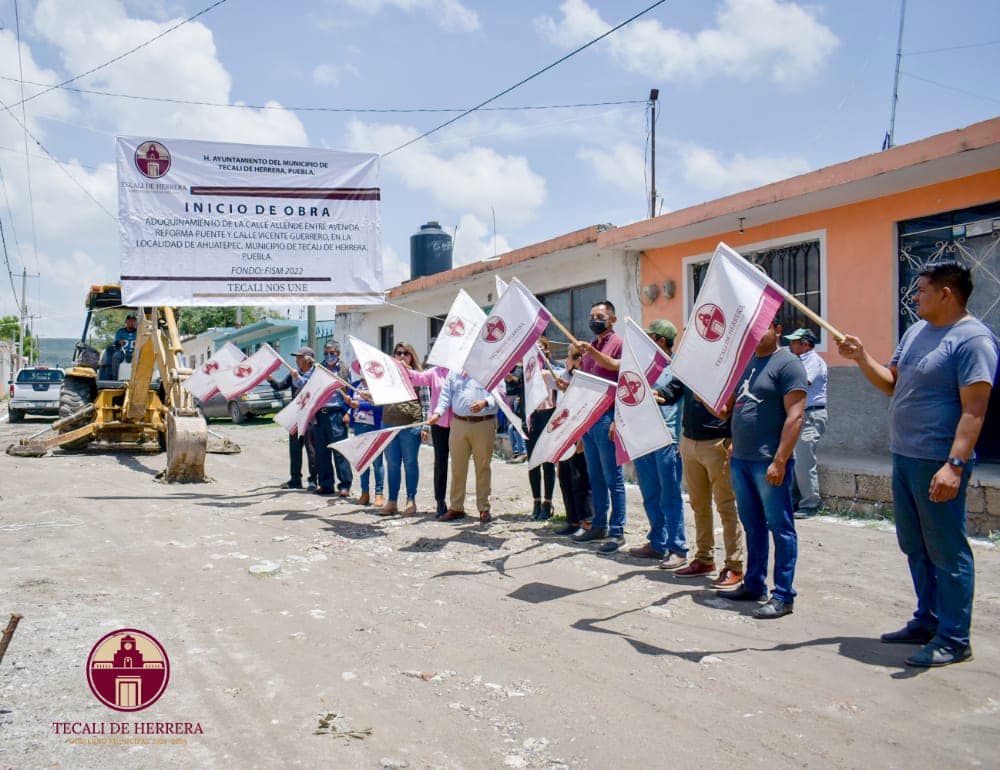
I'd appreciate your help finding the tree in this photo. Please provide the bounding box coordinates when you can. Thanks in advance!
[176,306,278,336]
[0,314,38,363]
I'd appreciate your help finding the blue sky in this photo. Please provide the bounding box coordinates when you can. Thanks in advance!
[1,0,997,336]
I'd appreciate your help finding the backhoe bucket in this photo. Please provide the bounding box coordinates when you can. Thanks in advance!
[162,412,208,482]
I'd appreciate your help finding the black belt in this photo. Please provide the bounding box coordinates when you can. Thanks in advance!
[805,405,827,412]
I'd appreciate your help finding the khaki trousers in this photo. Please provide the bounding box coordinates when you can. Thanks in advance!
[448,417,497,513]
[679,435,744,572]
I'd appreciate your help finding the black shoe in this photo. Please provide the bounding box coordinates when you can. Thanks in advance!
[572,527,609,543]
[793,509,816,520]
[753,597,794,619]
[722,585,768,602]
[552,523,578,536]
[598,536,625,554]
[539,501,553,520]
[905,642,972,667]
[313,487,336,496]
[531,500,542,520]
[280,480,303,489]
[880,624,936,645]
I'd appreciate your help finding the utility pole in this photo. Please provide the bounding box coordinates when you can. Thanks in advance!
[307,305,316,352]
[884,0,907,150]
[15,269,38,368]
[648,88,659,219]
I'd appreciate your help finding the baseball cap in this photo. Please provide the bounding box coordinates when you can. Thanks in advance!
[645,319,677,341]
[125,313,137,320]
[784,328,818,344]
[293,345,315,358]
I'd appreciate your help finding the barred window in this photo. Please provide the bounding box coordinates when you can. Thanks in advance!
[690,240,823,342]
[537,280,607,357]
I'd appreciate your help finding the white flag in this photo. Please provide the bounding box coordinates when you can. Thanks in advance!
[426,289,486,371]
[348,336,417,405]
[492,386,526,439]
[670,242,784,413]
[462,277,551,393]
[211,343,283,400]
[614,318,674,464]
[522,347,554,427]
[273,366,344,436]
[527,371,615,469]
[183,342,246,402]
[330,425,404,475]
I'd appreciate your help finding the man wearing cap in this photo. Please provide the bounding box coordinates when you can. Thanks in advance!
[313,341,354,497]
[622,319,688,567]
[269,347,318,490]
[110,314,138,378]
[785,328,828,519]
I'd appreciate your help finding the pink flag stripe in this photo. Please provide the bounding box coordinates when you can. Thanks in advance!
[712,285,783,413]
[482,310,552,392]
[221,356,283,400]
[355,430,398,473]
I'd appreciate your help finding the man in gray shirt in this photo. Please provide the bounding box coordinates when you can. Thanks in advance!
[839,261,997,667]
[785,328,828,518]
[724,318,807,619]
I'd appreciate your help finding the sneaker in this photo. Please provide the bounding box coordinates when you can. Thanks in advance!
[598,536,625,554]
[280,480,303,489]
[793,509,817,520]
[905,642,972,667]
[722,585,768,602]
[753,597,793,619]
[359,491,371,506]
[628,543,665,560]
[710,568,744,589]
[673,558,715,577]
[572,527,609,543]
[658,553,687,570]
[881,624,937,645]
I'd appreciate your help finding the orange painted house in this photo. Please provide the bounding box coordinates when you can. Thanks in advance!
[600,118,1000,463]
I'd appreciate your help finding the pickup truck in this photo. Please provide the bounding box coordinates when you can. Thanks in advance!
[7,366,65,422]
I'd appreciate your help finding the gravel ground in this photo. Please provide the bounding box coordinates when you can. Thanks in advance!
[1,415,999,769]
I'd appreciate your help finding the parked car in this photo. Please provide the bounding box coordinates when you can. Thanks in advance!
[7,366,66,422]
[195,381,291,424]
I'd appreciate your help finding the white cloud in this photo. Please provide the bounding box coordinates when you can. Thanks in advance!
[453,213,511,266]
[537,0,839,85]
[311,62,360,87]
[677,143,811,191]
[337,0,479,32]
[578,142,646,194]
[344,120,547,228]
[381,244,410,290]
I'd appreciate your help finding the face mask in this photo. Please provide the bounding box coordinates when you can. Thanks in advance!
[589,318,608,335]
[324,353,339,365]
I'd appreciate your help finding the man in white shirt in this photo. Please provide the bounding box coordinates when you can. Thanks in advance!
[785,328,828,519]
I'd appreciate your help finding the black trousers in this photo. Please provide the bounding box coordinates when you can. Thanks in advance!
[288,427,317,485]
[431,424,450,504]
[557,450,593,526]
[527,408,556,500]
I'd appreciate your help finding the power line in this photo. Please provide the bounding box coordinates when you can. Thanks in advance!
[904,39,1000,56]
[384,0,670,157]
[901,71,1000,106]
[10,0,231,111]
[14,1,40,278]
[0,76,644,114]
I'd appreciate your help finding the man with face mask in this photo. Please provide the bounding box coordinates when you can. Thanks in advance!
[568,300,626,552]
[313,341,354,496]
[322,341,348,379]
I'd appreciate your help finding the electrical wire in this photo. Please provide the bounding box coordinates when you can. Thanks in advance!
[14,1,39,279]
[904,39,1000,56]
[383,0,670,157]
[901,71,1000,106]
[0,76,645,114]
[10,0,231,110]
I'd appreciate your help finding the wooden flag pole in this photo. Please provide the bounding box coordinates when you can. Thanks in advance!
[278,357,359,394]
[547,314,580,347]
[774,290,846,343]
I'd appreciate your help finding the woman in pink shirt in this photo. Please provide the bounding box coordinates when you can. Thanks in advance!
[406,365,452,518]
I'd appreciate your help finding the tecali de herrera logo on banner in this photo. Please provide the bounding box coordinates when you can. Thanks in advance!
[134,140,171,179]
[86,629,170,711]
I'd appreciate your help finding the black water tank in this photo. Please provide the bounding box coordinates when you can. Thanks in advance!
[410,221,453,280]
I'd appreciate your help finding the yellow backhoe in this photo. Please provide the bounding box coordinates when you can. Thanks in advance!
[7,285,228,481]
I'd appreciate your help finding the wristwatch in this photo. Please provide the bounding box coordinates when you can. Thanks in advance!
[946,457,966,469]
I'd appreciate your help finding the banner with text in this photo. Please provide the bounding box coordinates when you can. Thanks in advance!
[117,136,383,306]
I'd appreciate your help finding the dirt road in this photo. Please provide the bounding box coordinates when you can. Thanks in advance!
[1,416,998,769]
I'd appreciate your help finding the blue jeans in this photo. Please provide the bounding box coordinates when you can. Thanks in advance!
[730,458,797,603]
[509,422,526,455]
[385,425,422,503]
[354,423,384,495]
[634,444,687,556]
[582,409,626,536]
[892,454,975,648]
[314,409,353,492]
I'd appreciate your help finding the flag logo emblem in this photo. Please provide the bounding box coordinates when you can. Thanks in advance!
[482,317,507,343]
[446,318,466,337]
[134,141,171,179]
[616,371,646,406]
[364,361,385,379]
[548,408,570,432]
[233,363,254,378]
[695,303,726,342]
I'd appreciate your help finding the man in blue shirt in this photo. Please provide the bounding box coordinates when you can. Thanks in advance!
[269,347,318,490]
[313,341,354,497]
[784,328,828,519]
[429,371,498,523]
[839,261,997,667]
